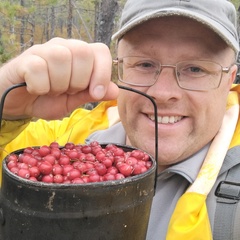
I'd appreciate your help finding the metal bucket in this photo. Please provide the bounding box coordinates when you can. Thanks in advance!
[0,144,156,240]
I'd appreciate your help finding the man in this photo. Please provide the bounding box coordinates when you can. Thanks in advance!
[0,0,239,239]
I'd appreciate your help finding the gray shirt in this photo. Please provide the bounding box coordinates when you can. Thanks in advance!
[86,122,240,240]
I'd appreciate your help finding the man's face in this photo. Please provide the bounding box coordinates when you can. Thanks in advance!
[117,17,237,171]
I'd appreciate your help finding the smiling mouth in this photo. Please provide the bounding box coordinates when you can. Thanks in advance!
[148,115,183,124]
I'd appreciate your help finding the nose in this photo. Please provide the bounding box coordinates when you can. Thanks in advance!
[146,65,182,102]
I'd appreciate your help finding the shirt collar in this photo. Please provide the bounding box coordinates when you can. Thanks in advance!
[158,142,211,183]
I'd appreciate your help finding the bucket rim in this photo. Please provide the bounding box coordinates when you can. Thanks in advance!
[2,143,157,189]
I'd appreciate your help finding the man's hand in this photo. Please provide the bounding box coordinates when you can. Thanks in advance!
[0,38,118,120]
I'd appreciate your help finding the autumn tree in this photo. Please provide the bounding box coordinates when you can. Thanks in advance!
[94,0,119,47]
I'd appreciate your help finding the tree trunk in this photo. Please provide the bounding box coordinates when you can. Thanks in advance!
[20,0,25,52]
[50,6,56,38]
[94,0,119,47]
[67,0,73,38]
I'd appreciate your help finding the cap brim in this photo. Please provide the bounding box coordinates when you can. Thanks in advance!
[112,8,239,54]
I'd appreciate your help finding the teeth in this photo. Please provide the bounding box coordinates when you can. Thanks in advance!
[149,115,183,124]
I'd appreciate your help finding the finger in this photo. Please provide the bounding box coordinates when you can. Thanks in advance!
[16,54,51,95]
[41,43,72,95]
[48,39,114,100]
[45,38,95,95]
[25,44,72,95]
[88,43,113,100]
[66,40,95,94]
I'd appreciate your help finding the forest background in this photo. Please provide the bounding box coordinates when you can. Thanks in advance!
[0,0,126,63]
[0,0,239,81]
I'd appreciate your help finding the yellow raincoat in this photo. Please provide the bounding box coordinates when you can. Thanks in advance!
[0,100,119,179]
[1,85,240,240]
[167,85,240,240]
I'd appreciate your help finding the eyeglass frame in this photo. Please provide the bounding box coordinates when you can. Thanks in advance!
[113,56,234,91]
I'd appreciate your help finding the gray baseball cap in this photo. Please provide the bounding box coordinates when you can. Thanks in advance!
[112,0,239,55]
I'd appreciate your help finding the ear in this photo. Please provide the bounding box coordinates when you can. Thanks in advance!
[228,64,238,87]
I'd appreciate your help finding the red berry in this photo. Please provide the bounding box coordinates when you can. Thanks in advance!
[26,157,38,167]
[21,154,32,164]
[42,174,54,183]
[29,166,41,178]
[23,147,34,154]
[10,167,19,175]
[53,174,64,183]
[91,146,102,155]
[43,154,56,165]
[145,161,152,169]
[6,154,18,163]
[6,141,152,184]
[7,160,17,169]
[51,148,61,159]
[95,163,107,176]
[106,166,118,175]
[18,168,30,179]
[130,150,145,160]
[112,147,125,156]
[52,164,63,175]
[38,161,53,175]
[66,149,79,159]
[81,145,92,154]
[102,158,113,168]
[58,155,70,165]
[78,153,86,161]
[114,156,125,165]
[64,142,75,149]
[117,163,133,177]
[49,142,60,148]
[85,162,95,171]
[67,169,81,180]
[89,174,100,182]
[86,168,98,176]
[125,157,138,166]
[85,153,95,162]
[103,173,115,181]
[62,164,74,176]
[90,141,100,147]
[95,151,106,162]
[105,144,117,151]
[81,175,90,183]
[115,173,125,180]
[29,176,38,181]
[75,162,87,174]
[38,145,51,157]
[72,178,84,184]
[17,162,29,169]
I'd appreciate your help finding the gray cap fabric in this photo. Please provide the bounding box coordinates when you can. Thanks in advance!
[112,0,239,55]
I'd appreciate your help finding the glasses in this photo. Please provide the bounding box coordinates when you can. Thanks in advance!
[113,56,233,91]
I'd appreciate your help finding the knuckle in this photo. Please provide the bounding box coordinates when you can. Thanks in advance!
[47,45,72,62]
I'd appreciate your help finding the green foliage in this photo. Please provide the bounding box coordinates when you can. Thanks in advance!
[230,0,239,9]
[0,0,238,65]
[0,2,28,18]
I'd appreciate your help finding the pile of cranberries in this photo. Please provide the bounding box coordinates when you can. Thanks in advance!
[6,141,153,184]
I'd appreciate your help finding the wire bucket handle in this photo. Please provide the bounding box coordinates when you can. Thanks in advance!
[0,82,159,192]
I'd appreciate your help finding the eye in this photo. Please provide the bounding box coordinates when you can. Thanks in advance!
[185,65,205,73]
[134,60,158,73]
[179,63,210,77]
[189,66,202,73]
[136,61,153,68]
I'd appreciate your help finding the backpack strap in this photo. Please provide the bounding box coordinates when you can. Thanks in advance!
[214,162,240,240]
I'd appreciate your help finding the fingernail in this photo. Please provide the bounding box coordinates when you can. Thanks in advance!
[93,85,105,99]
